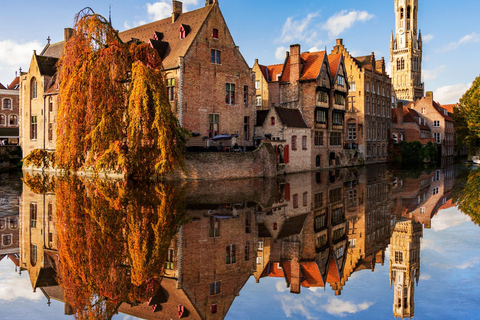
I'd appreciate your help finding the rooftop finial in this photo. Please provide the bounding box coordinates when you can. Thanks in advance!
[47,36,51,45]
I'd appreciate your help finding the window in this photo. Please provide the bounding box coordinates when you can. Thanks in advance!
[315,109,327,124]
[395,251,403,263]
[212,28,219,39]
[31,116,37,140]
[244,116,250,140]
[293,193,298,208]
[330,132,341,146]
[258,241,264,250]
[0,219,5,229]
[366,97,370,114]
[2,234,12,246]
[397,58,405,71]
[208,114,219,138]
[179,26,186,39]
[366,82,370,92]
[317,235,327,248]
[334,94,345,106]
[166,248,174,269]
[292,135,297,150]
[10,218,18,229]
[303,192,308,206]
[211,49,221,64]
[329,187,342,203]
[348,123,356,140]
[48,123,53,141]
[314,193,323,208]
[432,187,439,195]
[433,120,440,127]
[336,247,344,258]
[332,207,344,223]
[255,80,260,89]
[225,83,235,105]
[434,132,441,144]
[333,228,344,241]
[245,242,250,260]
[0,114,5,126]
[271,116,275,125]
[317,91,328,103]
[30,203,37,228]
[31,78,37,99]
[314,131,324,146]
[337,75,345,86]
[315,214,326,229]
[209,216,220,237]
[350,82,356,92]
[226,244,236,264]
[2,98,12,110]
[421,107,426,114]
[211,304,217,314]
[256,96,262,107]
[167,78,175,101]
[210,281,221,295]
[49,97,53,112]
[420,207,425,214]
[244,85,248,107]
[332,112,343,126]
[302,136,307,150]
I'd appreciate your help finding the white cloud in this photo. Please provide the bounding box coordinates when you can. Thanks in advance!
[0,39,41,85]
[422,34,434,43]
[275,280,288,292]
[423,65,446,81]
[322,297,373,316]
[434,82,472,105]
[276,12,320,44]
[275,46,287,61]
[420,274,431,281]
[432,257,480,270]
[0,258,42,302]
[322,10,374,38]
[147,2,172,21]
[277,295,315,319]
[439,32,480,52]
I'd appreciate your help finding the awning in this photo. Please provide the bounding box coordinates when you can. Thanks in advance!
[210,134,232,141]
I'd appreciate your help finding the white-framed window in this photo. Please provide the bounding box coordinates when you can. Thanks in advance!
[433,120,440,127]
[9,115,17,126]
[258,241,264,250]
[2,98,12,110]
[255,80,260,89]
[337,75,345,86]
[432,187,439,195]
[434,132,441,144]
[350,82,356,92]
[348,123,356,140]
[420,207,425,214]
[225,83,235,105]
[256,96,261,107]
[421,108,426,114]
[256,256,262,264]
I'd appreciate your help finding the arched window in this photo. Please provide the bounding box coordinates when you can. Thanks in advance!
[179,26,186,39]
[31,77,37,99]
[0,114,5,126]
[2,98,12,110]
[316,155,321,167]
[400,8,404,19]
[407,6,411,19]
[9,115,17,126]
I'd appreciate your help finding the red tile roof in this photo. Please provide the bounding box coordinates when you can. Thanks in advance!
[432,101,454,122]
[7,77,19,90]
[326,257,340,283]
[119,4,214,69]
[327,53,342,80]
[265,64,284,82]
[300,262,324,287]
[279,51,327,82]
[441,104,456,114]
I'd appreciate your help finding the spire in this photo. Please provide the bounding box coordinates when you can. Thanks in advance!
[109,4,112,26]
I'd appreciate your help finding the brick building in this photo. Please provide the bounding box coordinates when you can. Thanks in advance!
[0,76,20,145]
[254,44,349,170]
[391,103,434,145]
[252,60,283,110]
[407,92,455,158]
[119,0,256,148]
[331,39,393,164]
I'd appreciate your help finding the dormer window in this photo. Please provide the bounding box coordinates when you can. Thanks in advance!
[179,26,186,39]
[337,75,345,86]
[213,28,219,39]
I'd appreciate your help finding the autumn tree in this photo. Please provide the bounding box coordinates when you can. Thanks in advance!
[56,8,188,178]
[455,75,480,153]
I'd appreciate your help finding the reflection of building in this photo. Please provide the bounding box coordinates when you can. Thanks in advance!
[0,76,20,145]
[0,214,20,265]
[389,220,422,319]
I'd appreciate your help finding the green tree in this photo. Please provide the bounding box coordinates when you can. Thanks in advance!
[456,74,480,153]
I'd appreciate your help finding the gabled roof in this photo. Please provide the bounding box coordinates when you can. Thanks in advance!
[119,4,214,69]
[327,53,341,80]
[0,83,6,90]
[256,110,269,127]
[432,101,454,122]
[35,55,58,77]
[7,77,20,90]
[40,41,64,59]
[277,213,308,238]
[266,64,284,82]
[280,51,327,82]
[392,108,431,131]
[300,261,324,287]
[326,255,340,283]
[441,104,456,114]
[274,107,308,129]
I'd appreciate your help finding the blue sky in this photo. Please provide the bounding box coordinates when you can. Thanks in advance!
[1,0,479,104]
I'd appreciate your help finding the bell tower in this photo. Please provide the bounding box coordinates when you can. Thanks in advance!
[390,0,424,101]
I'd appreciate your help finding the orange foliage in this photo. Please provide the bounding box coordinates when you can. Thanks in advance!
[56,8,187,178]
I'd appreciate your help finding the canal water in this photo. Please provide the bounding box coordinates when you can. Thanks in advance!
[0,164,479,320]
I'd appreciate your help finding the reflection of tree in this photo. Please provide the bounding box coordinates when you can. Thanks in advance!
[52,175,186,319]
[454,167,480,226]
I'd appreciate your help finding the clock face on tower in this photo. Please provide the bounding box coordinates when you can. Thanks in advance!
[398,28,404,35]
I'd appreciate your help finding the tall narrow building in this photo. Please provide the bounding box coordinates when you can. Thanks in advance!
[390,0,424,101]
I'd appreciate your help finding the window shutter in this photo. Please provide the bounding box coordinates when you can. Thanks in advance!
[284,145,289,163]
[285,183,290,202]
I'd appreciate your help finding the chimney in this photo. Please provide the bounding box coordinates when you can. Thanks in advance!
[172,1,183,23]
[64,28,74,42]
[332,39,344,54]
[396,102,403,126]
[290,258,301,294]
[289,44,301,84]
[426,91,433,101]
[336,39,343,46]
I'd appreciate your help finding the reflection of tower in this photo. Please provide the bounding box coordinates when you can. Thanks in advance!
[389,220,422,319]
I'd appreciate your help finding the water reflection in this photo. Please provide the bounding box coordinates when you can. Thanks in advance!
[15,164,463,319]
